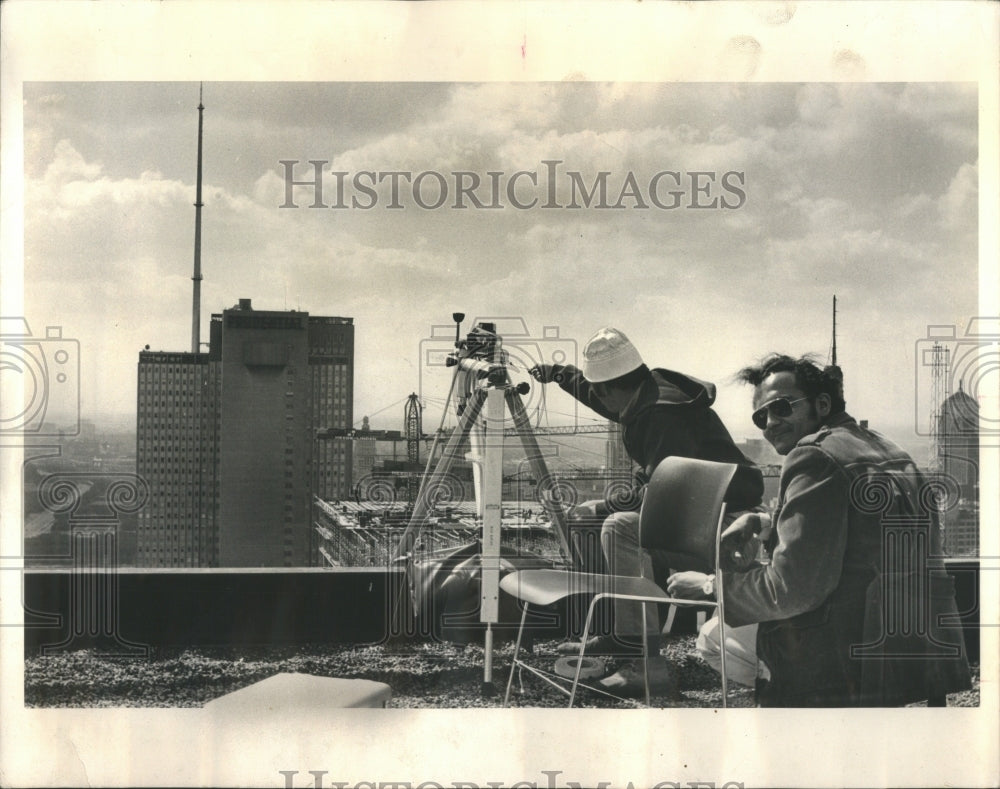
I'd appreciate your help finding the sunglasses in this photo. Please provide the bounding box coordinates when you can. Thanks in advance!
[751,396,809,429]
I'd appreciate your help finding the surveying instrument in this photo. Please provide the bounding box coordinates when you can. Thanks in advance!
[395,314,579,695]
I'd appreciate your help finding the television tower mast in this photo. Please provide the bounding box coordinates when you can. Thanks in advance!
[827,295,845,409]
[191,83,205,353]
[831,294,838,366]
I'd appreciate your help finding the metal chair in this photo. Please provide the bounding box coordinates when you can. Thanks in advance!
[500,456,739,707]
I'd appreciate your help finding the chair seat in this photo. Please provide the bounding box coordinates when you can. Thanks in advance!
[501,457,737,708]
[500,568,702,608]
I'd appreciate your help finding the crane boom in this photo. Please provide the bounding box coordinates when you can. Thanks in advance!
[502,424,609,437]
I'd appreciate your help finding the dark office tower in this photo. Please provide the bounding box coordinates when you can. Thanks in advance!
[136,351,218,567]
[136,298,354,568]
[213,299,312,566]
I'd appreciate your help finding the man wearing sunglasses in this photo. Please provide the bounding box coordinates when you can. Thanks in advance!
[529,327,764,696]
[676,353,970,706]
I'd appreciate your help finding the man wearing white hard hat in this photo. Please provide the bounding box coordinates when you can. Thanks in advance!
[530,326,763,697]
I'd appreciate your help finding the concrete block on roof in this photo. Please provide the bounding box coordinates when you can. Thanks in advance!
[203,672,392,711]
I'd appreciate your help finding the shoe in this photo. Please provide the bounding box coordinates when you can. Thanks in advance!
[555,634,648,657]
[597,657,680,699]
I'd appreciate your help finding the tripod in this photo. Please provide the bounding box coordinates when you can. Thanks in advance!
[395,317,578,694]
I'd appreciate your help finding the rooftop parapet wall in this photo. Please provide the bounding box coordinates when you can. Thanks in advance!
[22,561,980,663]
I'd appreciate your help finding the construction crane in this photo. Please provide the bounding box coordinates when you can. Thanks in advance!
[318,420,612,440]
[404,393,423,465]
[503,423,609,437]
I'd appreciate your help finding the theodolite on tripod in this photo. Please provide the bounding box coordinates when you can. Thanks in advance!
[395,314,578,694]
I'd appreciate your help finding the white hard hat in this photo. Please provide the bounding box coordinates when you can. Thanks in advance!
[581,327,644,383]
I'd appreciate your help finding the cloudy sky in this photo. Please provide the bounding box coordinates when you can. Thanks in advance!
[4,4,999,787]
[22,79,979,449]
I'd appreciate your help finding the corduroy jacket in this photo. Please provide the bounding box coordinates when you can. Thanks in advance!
[723,412,971,706]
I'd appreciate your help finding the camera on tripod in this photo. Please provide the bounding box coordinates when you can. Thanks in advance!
[449,315,499,360]
[461,322,500,358]
[446,315,506,386]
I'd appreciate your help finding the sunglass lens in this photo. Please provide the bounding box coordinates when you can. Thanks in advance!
[752,397,793,429]
[770,398,793,417]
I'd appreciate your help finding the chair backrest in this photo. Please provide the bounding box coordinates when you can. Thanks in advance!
[639,457,739,563]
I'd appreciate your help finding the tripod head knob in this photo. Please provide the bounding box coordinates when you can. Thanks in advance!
[457,357,505,386]
[515,381,530,396]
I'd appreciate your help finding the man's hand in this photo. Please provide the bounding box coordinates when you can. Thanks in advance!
[720,512,761,543]
[719,512,767,572]
[566,500,610,520]
[529,364,560,384]
[567,501,597,519]
[666,571,712,599]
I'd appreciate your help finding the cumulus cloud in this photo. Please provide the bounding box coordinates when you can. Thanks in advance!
[940,161,978,230]
[20,81,980,429]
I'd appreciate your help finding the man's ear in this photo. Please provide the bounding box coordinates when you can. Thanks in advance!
[815,392,833,418]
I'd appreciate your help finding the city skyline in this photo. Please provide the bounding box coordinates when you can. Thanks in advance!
[3,4,998,789]
[20,80,982,452]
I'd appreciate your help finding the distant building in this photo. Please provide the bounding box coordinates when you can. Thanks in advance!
[938,384,979,556]
[605,420,629,472]
[737,437,783,468]
[136,298,354,567]
[351,433,379,490]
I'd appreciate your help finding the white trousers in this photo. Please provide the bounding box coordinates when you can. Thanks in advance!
[696,615,769,687]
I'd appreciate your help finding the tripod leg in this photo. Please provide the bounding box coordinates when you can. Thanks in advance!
[394,386,487,559]
[504,388,580,567]
[483,624,496,696]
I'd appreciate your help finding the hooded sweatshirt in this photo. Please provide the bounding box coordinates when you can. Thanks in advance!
[552,364,763,510]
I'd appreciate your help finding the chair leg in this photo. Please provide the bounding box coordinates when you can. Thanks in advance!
[718,615,728,709]
[569,596,601,708]
[663,604,677,635]
[642,601,651,707]
[503,603,531,707]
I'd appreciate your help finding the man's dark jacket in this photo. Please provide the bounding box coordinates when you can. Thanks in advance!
[724,412,972,706]
[552,365,763,510]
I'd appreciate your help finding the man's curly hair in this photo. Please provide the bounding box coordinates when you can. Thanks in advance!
[734,353,846,415]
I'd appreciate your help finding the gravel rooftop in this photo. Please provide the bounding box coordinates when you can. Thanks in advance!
[24,635,980,709]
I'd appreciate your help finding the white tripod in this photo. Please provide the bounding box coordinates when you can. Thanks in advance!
[395,317,577,694]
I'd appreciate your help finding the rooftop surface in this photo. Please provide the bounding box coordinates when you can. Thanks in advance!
[24,635,980,710]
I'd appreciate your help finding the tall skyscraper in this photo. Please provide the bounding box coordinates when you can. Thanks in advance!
[938,383,979,557]
[308,316,355,503]
[136,298,354,567]
[135,351,217,567]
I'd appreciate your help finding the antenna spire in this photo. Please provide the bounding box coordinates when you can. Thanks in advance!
[831,294,838,367]
[191,83,205,353]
